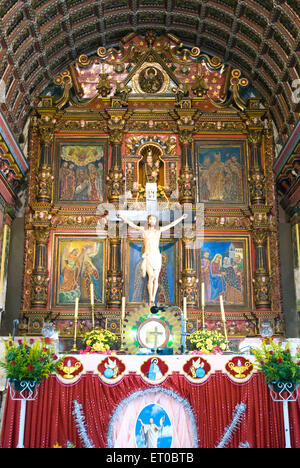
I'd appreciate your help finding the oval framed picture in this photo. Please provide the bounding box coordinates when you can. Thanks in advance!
[135,404,172,448]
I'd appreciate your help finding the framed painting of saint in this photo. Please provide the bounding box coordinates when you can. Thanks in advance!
[200,236,252,310]
[127,240,178,305]
[51,235,106,309]
[195,140,248,205]
[54,139,107,204]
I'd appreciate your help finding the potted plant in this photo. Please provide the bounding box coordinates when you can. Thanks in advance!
[81,328,117,354]
[0,336,61,391]
[251,338,300,391]
[188,329,227,354]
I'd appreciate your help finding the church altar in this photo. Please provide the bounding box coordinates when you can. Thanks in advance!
[4,28,298,450]
[1,352,300,448]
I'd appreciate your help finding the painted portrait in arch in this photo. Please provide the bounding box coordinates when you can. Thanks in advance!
[56,142,106,203]
[196,141,247,205]
[201,238,251,309]
[127,240,177,305]
[52,236,106,308]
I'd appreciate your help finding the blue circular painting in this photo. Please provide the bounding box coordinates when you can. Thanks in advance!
[135,404,172,448]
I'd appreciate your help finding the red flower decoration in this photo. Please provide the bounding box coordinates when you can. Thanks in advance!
[27,365,34,371]
[11,361,16,366]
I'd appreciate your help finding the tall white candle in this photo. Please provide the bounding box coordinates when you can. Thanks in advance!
[90,283,94,306]
[201,282,205,308]
[121,296,126,321]
[220,295,225,322]
[74,297,79,320]
[183,297,187,321]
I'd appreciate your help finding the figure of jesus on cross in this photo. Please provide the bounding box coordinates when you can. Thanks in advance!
[117,211,187,305]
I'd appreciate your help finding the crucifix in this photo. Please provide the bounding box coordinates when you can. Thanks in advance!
[115,183,187,305]
[148,325,164,354]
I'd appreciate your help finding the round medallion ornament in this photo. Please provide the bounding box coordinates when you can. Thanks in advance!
[132,62,170,95]
[139,66,164,93]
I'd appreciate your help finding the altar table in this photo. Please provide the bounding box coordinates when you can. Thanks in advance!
[1,353,299,448]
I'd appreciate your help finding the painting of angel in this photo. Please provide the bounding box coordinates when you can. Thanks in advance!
[53,237,105,307]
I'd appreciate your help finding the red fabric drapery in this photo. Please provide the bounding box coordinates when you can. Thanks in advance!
[1,372,299,448]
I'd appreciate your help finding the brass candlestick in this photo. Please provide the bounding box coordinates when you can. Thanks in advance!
[202,305,205,330]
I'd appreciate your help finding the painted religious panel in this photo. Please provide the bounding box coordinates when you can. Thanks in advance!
[196,141,248,205]
[51,235,106,309]
[127,240,177,305]
[201,236,252,310]
[55,140,107,203]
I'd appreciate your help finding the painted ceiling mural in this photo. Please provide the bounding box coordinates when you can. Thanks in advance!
[0,0,298,145]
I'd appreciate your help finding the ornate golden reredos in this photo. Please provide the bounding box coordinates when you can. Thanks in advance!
[51,30,250,112]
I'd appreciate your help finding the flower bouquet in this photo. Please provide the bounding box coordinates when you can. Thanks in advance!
[81,328,117,354]
[251,338,300,390]
[0,336,61,389]
[188,329,227,354]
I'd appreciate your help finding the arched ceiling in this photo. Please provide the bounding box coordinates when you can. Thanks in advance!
[0,0,299,143]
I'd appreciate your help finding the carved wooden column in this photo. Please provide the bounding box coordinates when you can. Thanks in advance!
[106,113,126,204]
[248,128,266,205]
[37,126,54,204]
[253,228,271,309]
[31,226,50,307]
[178,127,196,205]
[181,235,198,309]
[106,237,122,309]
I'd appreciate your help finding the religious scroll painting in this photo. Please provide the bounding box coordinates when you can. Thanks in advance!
[127,240,177,305]
[201,236,252,310]
[51,235,106,309]
[55,140,107,204]
[196,140,248,205]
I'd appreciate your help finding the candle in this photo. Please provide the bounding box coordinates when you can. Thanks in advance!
[74,297,79,320]
[183,297,187,321]
[90,283,94,306]
[201,282,205,308]
[121,297,126,321]
[220,295,225,322]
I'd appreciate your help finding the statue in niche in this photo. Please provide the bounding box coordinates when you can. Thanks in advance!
[139,146,164,188]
